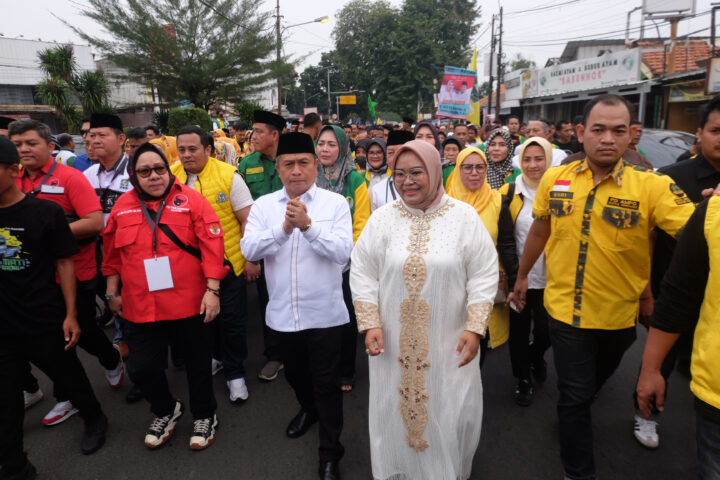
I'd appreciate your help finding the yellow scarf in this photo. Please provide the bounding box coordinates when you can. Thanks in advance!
[446,147,501,242]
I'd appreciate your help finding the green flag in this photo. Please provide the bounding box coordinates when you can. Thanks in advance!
[368,95,378,118]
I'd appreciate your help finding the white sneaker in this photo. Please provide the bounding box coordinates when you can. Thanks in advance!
[42,401,78,426]
[105,351,124,389]
[633,414,659,449]
[24,389,43,409]
[227,378,249,403]
[144,400,184,449]
[211,359,223,376]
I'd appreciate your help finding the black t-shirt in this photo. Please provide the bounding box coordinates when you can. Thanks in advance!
[0,195,79,336]
[651,153,720,295]
[555,138,582,154]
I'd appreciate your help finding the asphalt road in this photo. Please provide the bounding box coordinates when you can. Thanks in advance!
[22,290,698,480]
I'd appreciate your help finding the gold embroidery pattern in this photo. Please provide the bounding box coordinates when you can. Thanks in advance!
[354,301,381,332]
[394,199,452,452]
[465,303,493,336]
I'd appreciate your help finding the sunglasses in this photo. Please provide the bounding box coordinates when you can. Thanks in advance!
[135,165,168,178]
[80,129,89,135]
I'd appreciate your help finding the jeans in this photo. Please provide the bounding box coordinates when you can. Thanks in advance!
[0,333,103,472]
[124,315,216,419]
[274,326,345,463]
[549,318,636,480]
[339,270,357,381]
[508,288,550,381]
[219,270,249,380]
[697,414,720,480]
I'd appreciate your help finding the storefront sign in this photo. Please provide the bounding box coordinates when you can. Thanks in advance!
[706,57,720,95]
[536,49,641,97]
[669,81,714,103]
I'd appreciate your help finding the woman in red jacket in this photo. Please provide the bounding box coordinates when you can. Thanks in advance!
[102,142,227,451]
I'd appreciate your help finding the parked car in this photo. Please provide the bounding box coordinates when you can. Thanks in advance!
[637,128,696,170]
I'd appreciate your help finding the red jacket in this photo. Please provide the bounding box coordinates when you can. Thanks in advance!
[102,181,228,323]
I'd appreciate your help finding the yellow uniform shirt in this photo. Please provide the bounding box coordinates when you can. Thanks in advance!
[532,158,694,330]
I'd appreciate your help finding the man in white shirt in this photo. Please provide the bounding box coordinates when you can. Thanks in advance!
[242,132,352,480]
[173,125,254,404]
[370,130,413,212]
[511,120,567,169]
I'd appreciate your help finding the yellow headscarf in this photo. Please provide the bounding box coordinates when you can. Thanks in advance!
[149,139,174,164]
[446,147,499,215]
[214,129,242,155]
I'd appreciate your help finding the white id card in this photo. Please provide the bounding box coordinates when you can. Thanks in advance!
[41,184,65,194]
[144,256,174,292]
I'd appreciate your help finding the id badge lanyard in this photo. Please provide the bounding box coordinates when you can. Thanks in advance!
[137,191,174,292]
[21,160,59,195]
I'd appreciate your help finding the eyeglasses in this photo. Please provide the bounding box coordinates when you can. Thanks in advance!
[393,169,426,183]
[135,165,168,178]
[460,164,486,173]
[80,129,89,135]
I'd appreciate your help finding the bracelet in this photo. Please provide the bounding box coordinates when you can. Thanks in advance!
[206,287,220,297]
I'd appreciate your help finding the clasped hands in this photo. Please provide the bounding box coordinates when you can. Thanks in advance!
[283,198,311,234]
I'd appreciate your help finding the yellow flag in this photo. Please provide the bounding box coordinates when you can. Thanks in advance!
[467,47,481,124]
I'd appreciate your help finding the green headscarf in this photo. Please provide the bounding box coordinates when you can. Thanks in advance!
[316,125,355,194]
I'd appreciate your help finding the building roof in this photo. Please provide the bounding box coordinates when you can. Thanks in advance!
[559,40,626,63]
[631,38,712,75]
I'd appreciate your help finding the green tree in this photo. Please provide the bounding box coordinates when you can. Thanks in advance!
[508,53,536,73]
[167,107,212,135]
[234,101,264,125]
[66,0,292,110]
[35,45,112,132]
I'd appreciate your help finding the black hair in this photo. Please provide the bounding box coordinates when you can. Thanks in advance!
[303,112,321,127]
[468,125,477,134]
[222,128,230,136]
[126,127,148,140]
[630,120,643,127]
[291,119,300,126]
[233,121,248,131]
[555,120,571,130]
[507,115,520,122]
[8,119,52,143]
[144,125,160,135]
[700,96,720,128]
[581,94,633,126]
[572,115,584,125]
[177,125,210,148]
[56,133,74,148]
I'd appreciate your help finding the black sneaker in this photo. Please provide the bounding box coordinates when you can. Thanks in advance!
[0,461,37,480]
[189,414,218,450]
[514,379,534,406]
[81,413,107,454]
[144,400,184,449]
[532,359,548,383]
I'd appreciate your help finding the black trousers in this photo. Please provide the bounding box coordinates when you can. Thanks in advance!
[549,318,636,480]
[0,333,103,472]
[275,326,345,463]
[205,270,250,380]
[124,315,216,420]
[339,270,357,381]
[22,280,119,400]
[508,289,551,381]
[255,261,282,362]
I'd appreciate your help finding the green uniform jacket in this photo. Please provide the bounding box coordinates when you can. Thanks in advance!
[237,152,284,200]
[442,164,455,187]
[341,170,370,244]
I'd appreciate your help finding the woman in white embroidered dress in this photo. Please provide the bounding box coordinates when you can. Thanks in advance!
[350,140,498,480]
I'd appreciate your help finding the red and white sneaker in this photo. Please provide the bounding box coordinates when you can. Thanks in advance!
[42,401,79,426]
[106,349,125,389]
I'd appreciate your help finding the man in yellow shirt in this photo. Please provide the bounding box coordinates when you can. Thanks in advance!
[509,94,694,480]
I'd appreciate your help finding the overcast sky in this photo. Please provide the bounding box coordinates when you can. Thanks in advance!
[3,0,716,82]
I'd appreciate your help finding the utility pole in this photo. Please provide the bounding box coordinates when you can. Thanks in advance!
[495,7,503,115]
[487,15,495,120]
[276,0,282,116]
[666,16,680,74]
[327,68,332,117]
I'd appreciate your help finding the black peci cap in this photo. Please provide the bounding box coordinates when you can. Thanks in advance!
[276,132,316,157]
[90,113,123,131]
[253,110,286,132]
[387,130,415,146]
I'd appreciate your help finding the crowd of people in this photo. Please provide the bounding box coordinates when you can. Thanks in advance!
[0,91,718,480]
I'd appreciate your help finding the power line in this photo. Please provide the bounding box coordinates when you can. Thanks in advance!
[505,0,583,16]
